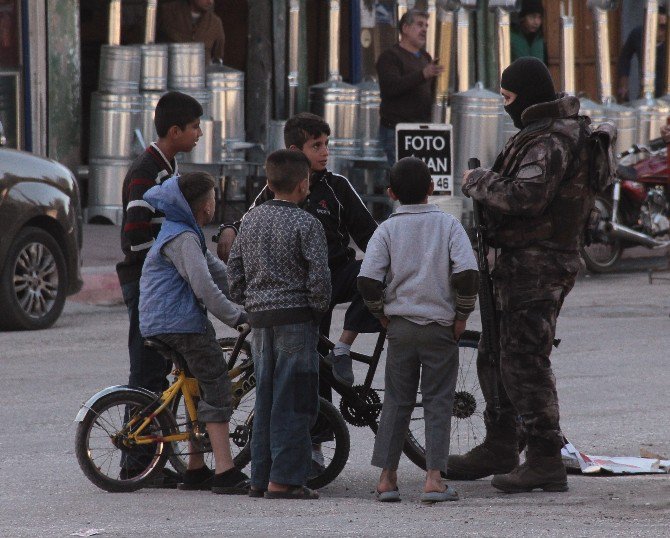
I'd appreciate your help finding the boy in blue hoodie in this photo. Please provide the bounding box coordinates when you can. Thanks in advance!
[139,171,249,494]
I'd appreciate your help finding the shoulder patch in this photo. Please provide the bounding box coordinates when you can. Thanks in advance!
[516,164,544,179]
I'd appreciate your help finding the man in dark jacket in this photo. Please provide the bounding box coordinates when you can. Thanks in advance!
[617,5,667,102]
[157,0,225,64]
[451,57,597,493]
[376,9,443,165]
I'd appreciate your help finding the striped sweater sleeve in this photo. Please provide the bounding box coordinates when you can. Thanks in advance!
[124,175,162,253]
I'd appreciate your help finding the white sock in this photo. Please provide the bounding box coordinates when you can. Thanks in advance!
[333,341,351,357]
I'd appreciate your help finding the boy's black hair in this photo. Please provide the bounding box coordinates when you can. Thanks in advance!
[389,157,432,204]
[284,112,331,149]
[398,9,428,35]
[265,150,311,194]
[154,91,203,138]
[178,172,216,214]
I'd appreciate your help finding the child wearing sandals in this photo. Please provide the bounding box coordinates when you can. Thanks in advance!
[358,157,479,503]
[227,150,331,499]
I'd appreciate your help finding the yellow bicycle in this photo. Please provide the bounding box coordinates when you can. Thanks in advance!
[74,328,349,492]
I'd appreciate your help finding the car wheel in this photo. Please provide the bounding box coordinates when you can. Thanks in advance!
[0,226,68,330]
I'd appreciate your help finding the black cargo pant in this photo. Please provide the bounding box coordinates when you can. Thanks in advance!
[476,249,580,453]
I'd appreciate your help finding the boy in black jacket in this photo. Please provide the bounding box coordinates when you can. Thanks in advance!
[216,113,381,388]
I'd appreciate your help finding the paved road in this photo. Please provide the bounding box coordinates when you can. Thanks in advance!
[1,224,669,536]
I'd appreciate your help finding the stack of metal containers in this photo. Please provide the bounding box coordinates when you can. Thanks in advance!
[86,0,248,224]
[86,0,143,224]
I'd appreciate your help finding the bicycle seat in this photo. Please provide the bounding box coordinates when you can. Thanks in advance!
[144,338,191,375]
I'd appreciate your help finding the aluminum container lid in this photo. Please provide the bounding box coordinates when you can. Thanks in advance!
[451,82,504,111]
[207,65,245,87]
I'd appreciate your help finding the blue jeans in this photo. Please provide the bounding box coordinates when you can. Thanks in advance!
[250,322,320,489]
[378,124,396,167]
[121,280,170,393]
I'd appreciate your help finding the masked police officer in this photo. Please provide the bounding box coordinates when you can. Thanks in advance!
[452,57,598,493]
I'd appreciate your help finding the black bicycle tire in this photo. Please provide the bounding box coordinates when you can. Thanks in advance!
[75,391,173,492]
[233,397,351,489]
[397,335,480,471]
[307,398,350,490]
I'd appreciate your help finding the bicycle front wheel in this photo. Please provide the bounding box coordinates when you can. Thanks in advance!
[400,332,484,470]
[75,390,174,492]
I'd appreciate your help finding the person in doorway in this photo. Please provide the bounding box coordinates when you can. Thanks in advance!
[116,91,203,486]
[358,157,479,503]
[510,0,549,65]
[454,57,596,493]
[157,0,225,64]
[376,9,443,166]
[617,5,667,102]
[227,150,330,500]
[139,172,249,494]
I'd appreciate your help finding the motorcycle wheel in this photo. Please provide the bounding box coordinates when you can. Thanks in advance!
[581,197,622,273]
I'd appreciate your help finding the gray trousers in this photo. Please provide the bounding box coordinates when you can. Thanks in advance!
[371,317,459,472]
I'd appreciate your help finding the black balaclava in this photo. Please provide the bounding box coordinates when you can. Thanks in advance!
[500,56,556,129]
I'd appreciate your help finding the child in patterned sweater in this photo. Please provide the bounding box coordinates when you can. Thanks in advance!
[227,150,331,499]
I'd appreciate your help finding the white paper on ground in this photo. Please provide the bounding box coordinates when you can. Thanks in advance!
[561,441,670,474]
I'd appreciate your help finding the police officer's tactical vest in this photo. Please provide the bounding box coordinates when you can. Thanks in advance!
[484,115,614,251]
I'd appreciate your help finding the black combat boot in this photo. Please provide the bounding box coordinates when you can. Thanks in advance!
[491,437,567,493]
[446,425,519,480]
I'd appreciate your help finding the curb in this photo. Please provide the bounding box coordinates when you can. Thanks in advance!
[69,266,123,306]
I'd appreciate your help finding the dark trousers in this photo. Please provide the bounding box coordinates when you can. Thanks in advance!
[121,280,170,393]
[120,279,170,470]
[372,318,458,472]
[476,265,576,452]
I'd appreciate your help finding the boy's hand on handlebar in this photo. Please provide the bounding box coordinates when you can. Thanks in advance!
[453,320,466,341]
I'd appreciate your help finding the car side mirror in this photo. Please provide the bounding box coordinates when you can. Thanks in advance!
[0,120,6,147]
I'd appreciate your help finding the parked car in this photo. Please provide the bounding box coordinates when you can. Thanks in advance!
[0,121,83,330]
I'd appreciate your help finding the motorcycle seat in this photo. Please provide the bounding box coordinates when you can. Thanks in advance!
[616,164,637,181]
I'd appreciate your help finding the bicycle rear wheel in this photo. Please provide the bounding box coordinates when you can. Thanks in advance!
[169,337,255,474]
[75,391,174,492]
[400,332,484,470]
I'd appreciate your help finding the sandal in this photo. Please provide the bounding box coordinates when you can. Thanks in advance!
[210,468,250,495]
[248,488,266,498]
[264,486,319,500]
[375,488,401,502]
[420,486,459,503]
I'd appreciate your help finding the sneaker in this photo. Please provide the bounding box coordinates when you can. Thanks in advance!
[211,468,250,495]
[178,465,215,491]
[325,350,354,386]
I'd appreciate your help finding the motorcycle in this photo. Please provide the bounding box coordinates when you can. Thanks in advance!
[581,138,670,273]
